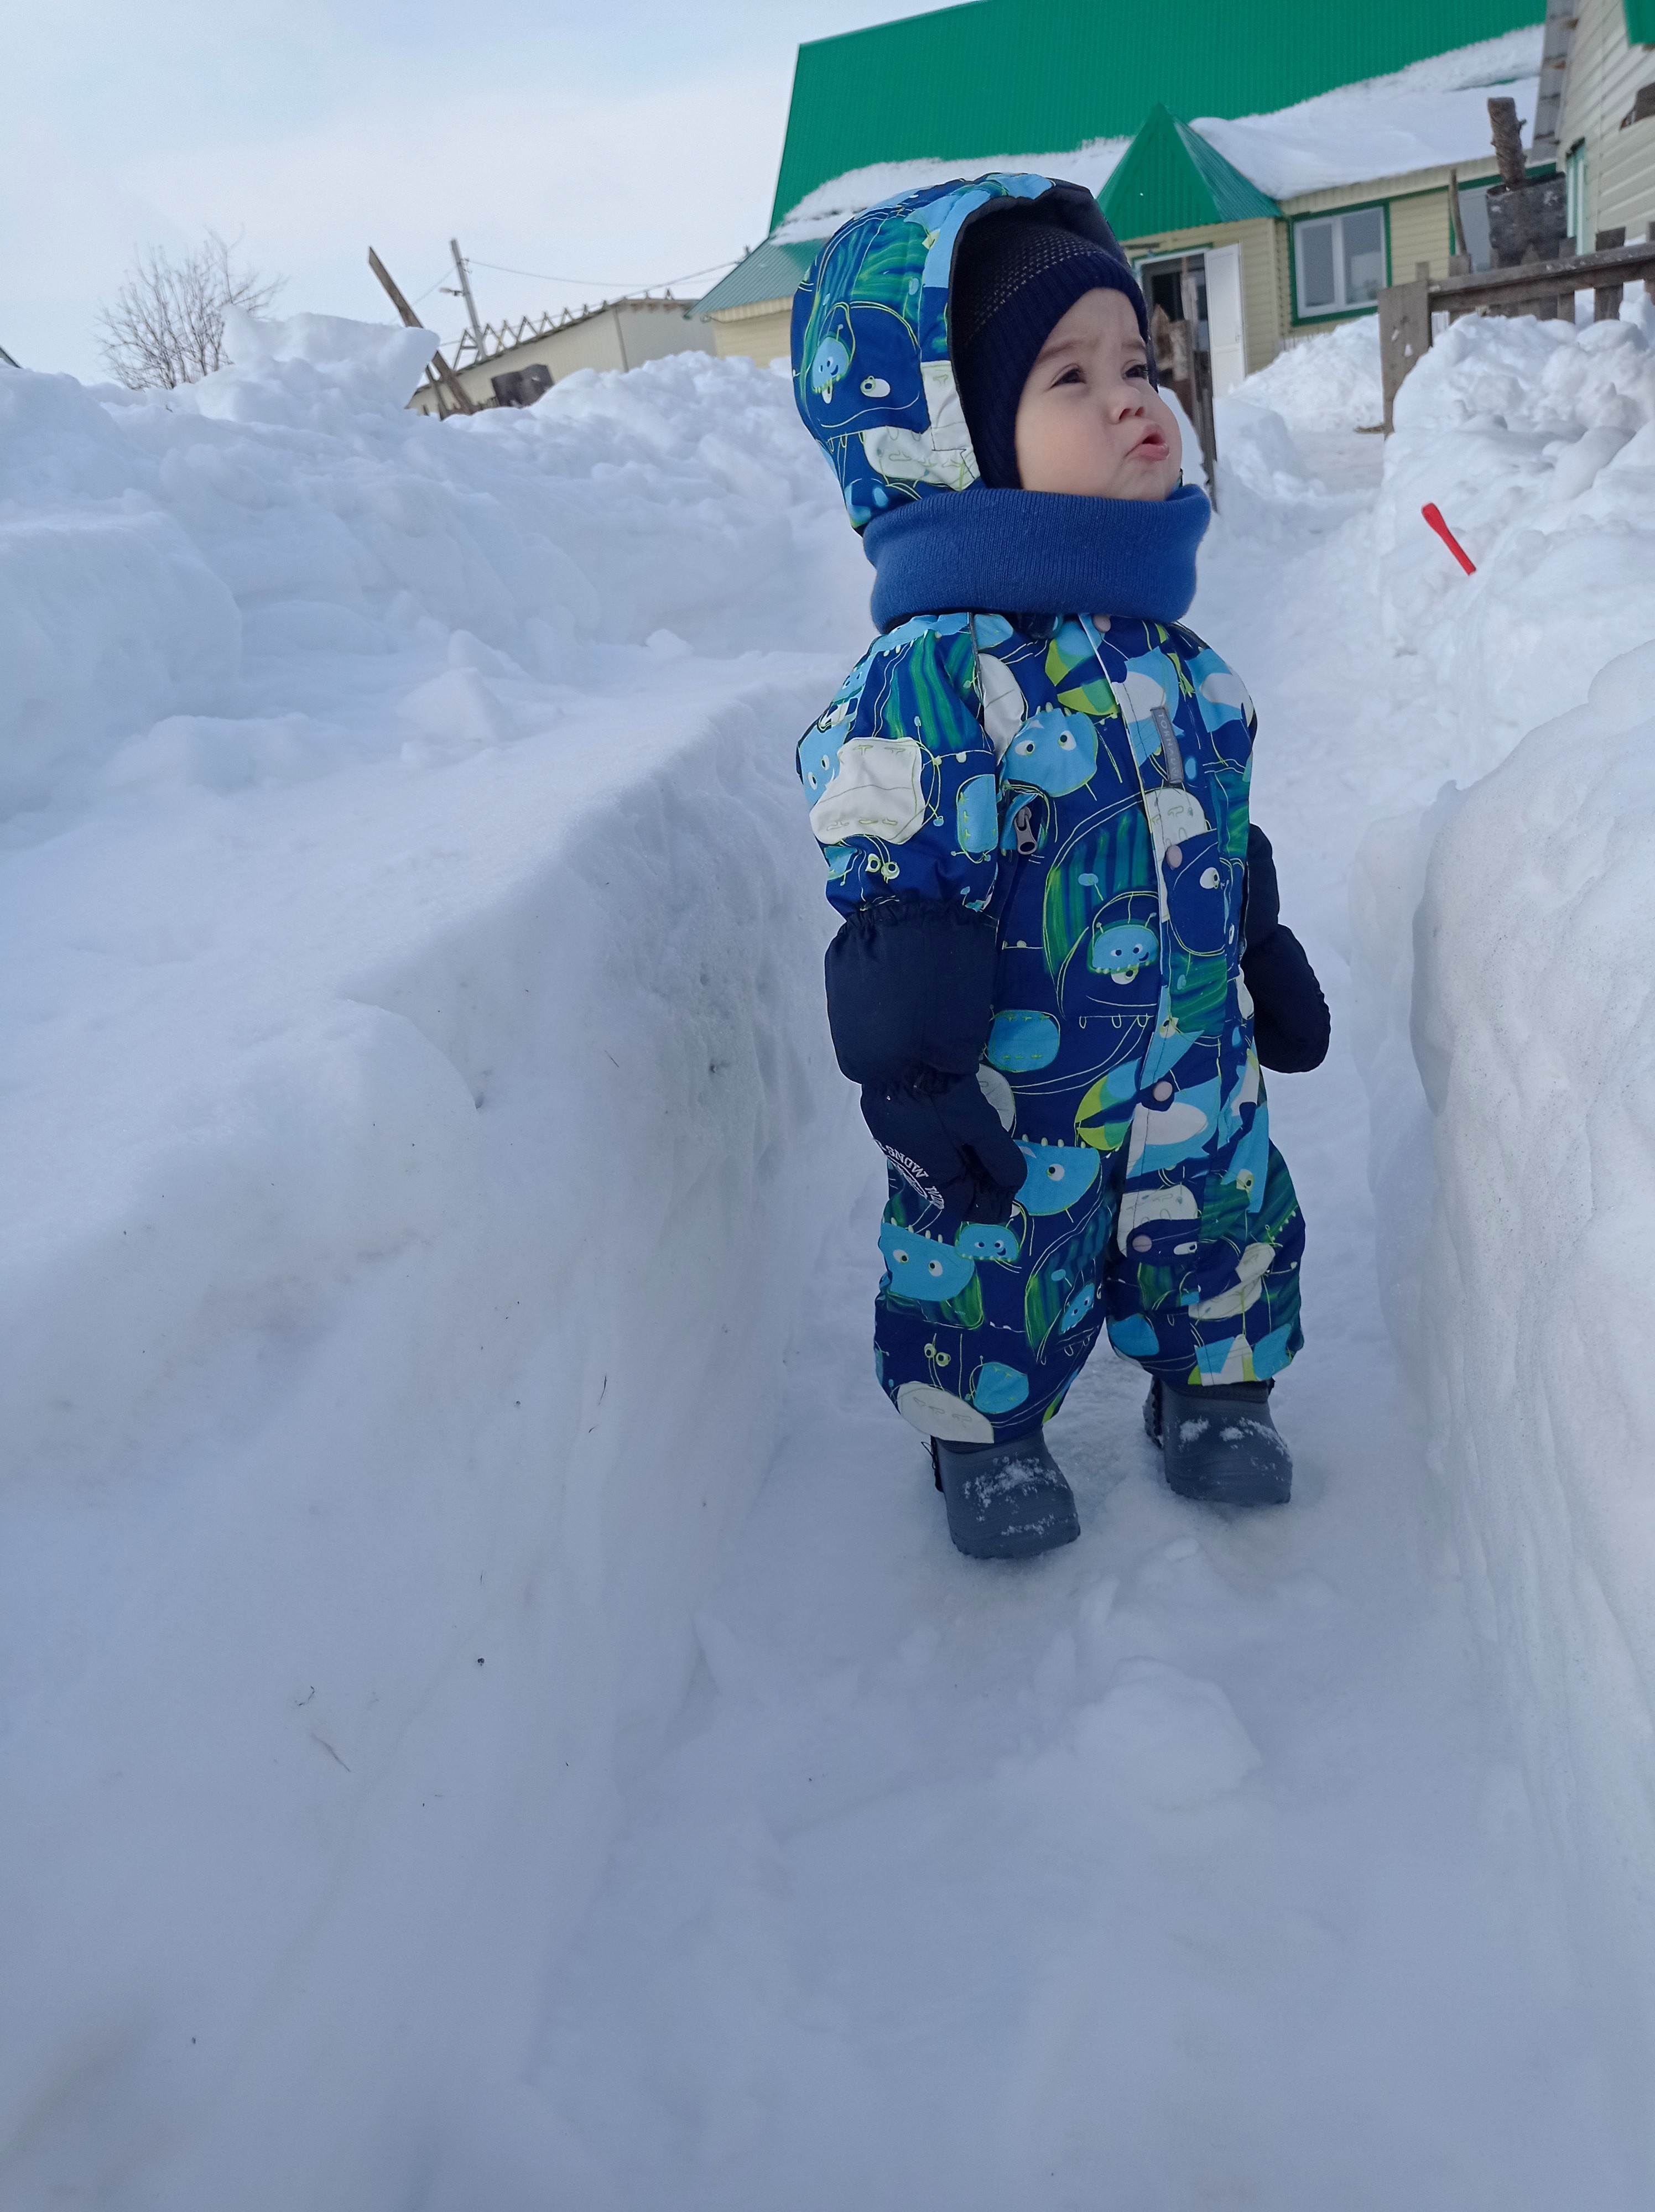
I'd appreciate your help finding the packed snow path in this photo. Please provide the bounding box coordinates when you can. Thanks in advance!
[479,436,1627,2210]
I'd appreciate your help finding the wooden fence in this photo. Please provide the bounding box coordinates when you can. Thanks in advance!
[1378,234,1655,431]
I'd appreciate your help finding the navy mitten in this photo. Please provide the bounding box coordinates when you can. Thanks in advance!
[825,896,1025,1222]
[860,1074,1026,1223]
[1243,825,1330,1074]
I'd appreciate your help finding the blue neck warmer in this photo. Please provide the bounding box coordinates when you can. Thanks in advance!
[863,481,1210,631]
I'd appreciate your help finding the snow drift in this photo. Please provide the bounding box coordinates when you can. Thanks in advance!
[1349,306,1655,2106]
[0,319,872,2205]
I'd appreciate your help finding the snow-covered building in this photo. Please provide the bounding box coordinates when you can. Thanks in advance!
[1097,57,1544,390]
[698,0,1545,380]
[408,294,707,415]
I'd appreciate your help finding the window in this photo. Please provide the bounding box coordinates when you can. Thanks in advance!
[1454,181,1495,272]
[1293,205,1387,316]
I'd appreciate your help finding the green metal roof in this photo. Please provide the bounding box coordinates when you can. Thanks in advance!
[1100,106,1281,238]
[772,0,1543,226]
[695,238,820,318]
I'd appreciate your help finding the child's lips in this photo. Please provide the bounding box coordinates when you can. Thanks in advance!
[1133,429,1169,462]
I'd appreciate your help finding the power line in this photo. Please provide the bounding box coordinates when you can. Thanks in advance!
[407,267,456,307]
[468,255,738,291]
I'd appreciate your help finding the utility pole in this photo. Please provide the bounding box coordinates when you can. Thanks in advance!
[366,248,477,415]
[450,238,483,349]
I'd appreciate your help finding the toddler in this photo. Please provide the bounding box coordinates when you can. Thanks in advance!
[792,177,1328,1559]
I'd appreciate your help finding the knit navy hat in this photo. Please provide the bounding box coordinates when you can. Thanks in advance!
[953,210,1153,490]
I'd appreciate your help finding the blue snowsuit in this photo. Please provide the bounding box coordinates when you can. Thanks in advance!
[791,176,1324,1448]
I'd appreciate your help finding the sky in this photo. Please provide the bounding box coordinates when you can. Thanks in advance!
[4,0,956,381]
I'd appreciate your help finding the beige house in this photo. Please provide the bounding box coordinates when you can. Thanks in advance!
[409,295,708,415]
[698,43,1550,394]
[1557,0,1655,248]
[1102,108,1513,392]
[693,239,820,367]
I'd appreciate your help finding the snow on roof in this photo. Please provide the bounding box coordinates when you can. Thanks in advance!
[1193,29,1542,200]
[773,28,1543,244]
[772,139,1131,245]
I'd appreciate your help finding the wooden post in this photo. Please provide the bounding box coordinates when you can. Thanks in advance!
[366,247,478,416]
[1447,167,1472,274]
[1379,269,1432,432]
[1487,97,1527,190]
[1595,227,1627,321]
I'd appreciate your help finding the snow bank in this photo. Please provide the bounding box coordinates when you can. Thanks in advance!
[1349,311,1655,2095]
[1377,644,1655,2097]
[1234,318,1383,431]
[0,319,861,824]
[0,319,871,2205]
[1377,312,1655,781]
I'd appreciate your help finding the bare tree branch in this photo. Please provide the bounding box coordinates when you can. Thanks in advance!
[95,231,285,390]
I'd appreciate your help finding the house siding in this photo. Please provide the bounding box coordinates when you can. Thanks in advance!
[1389,187,1453,281]
[1559,0,1655,239]
[708,301,796,367]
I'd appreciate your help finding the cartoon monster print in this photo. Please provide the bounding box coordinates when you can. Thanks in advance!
[879,1222,978,1303]
[1016,1139,1102,1216]
[956,1219,1023,1264]
[1002,708,1099,799]
[971,1360,1031,1415]
[1089,918,1158,983]
[802,300,928,440]
[985,1009,1060,1072]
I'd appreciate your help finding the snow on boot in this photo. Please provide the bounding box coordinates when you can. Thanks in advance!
[1144,1378,1292,1507]
[930,1431,1081,1559]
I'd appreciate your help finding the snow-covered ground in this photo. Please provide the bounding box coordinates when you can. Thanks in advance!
[6,295,1655,2205]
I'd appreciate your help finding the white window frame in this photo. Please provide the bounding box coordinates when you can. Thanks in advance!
[1292,205,1389,320]
[1565,141,1589,253]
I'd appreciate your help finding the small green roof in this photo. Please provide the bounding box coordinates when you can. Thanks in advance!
[695,238,820,318]
[1100,106,1281,239]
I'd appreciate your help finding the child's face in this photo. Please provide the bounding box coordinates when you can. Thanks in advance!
[1013,288,1182,501]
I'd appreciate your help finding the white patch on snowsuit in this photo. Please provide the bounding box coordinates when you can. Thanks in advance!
[1116,1183,1199,1254]
[809,735,929,845]
[975,651,1026,758]
[896,1381,993,1442]
[1189,1240,1277,1321]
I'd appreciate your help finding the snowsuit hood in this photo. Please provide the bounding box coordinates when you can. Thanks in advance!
[790,175,1211,627]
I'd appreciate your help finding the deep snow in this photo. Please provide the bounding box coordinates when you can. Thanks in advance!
[5,296,1655,2206]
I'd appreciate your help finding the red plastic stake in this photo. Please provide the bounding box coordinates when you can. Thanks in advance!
[1422,502,1476,575]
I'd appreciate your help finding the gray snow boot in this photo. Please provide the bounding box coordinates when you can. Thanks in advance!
[1144,1378,1292,1506]
[930,1430,1081,1559]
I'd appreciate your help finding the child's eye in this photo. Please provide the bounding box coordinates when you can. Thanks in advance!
[1125,363,1150,382]
[1054,364,1084,387]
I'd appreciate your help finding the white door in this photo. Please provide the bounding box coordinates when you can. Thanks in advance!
[1204,244,1246,398]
